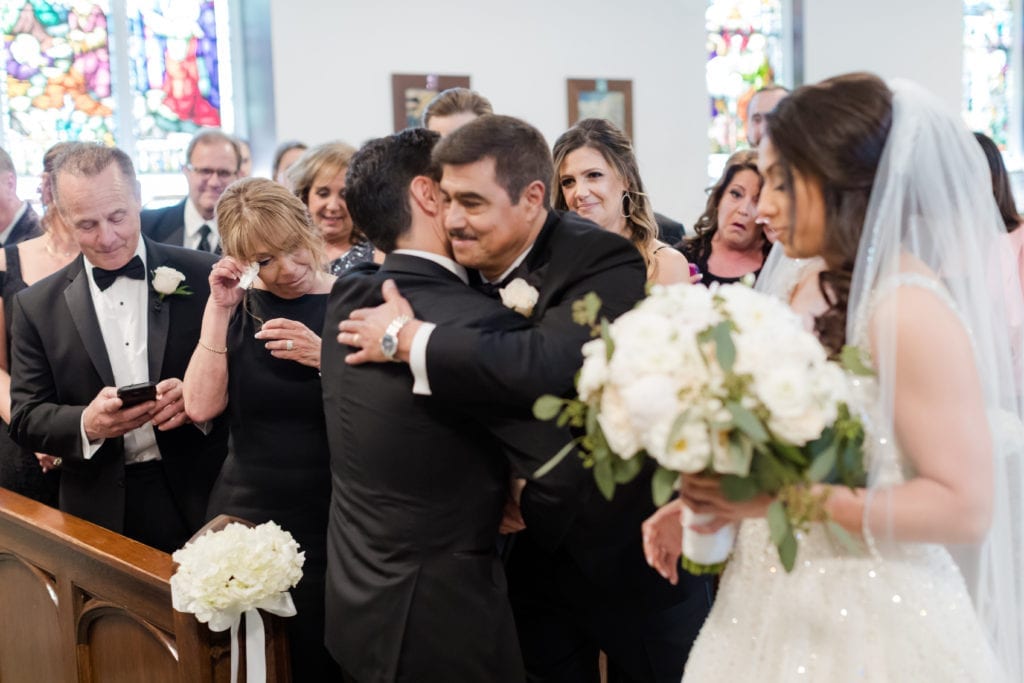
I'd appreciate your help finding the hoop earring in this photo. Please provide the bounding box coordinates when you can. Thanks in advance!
[621,191,633,219]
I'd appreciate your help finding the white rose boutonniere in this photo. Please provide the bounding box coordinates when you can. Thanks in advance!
[499,278,539,317]
[152,266,191,300]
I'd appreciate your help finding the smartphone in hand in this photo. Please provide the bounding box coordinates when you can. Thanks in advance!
[117,381,157,408]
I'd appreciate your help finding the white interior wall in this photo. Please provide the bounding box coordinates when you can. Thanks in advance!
[269,0,966,226]
[803,0,962,111]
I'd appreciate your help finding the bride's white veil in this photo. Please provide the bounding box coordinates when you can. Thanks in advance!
[849,79,1024,681]
[753,242,802,300]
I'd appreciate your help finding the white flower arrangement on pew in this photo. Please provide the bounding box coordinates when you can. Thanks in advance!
[171,521,304,682]
[534,283,868,574]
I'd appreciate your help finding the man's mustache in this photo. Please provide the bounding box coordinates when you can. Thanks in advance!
[448,229,475,241]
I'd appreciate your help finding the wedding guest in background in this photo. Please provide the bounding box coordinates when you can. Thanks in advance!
[235,137,252,178]
[141,128,241,252]
[553,118,692,285]
[422,87,493,137]
[272,140,307,188]
[183,177,339,681]
[289,141,382,275]
[976,132,1024,295]
[0,141,82,505]
[9,143,227,552]
[679,150,769,286]
[0,147,42,246]
[745,85,788,147]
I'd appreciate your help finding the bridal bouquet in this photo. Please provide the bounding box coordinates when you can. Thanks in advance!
[534,283,867,573]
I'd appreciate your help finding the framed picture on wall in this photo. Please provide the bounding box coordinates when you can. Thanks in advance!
[567,78,634,140]
[391,74,471,132]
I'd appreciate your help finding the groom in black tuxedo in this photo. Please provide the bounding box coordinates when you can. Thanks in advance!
[322,128,590,681]
[9,144,227,553]
[338,116,713,682]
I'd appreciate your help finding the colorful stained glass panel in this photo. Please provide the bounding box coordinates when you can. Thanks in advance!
[125,0,229,173]
[1,1,116,175]
[706,0,784,155]
[963,0,1013,148]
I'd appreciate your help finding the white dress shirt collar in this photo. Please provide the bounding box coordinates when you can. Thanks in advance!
[484,243,533,284]
[0,201,27,245]
[392,249,469,284]
[184,198,218,251]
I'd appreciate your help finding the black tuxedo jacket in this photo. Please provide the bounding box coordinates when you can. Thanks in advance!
[322,253,585,682]
[6,204,42,246]
[9,238,228,534]
[141,199,187,246]
[424,210,708,608]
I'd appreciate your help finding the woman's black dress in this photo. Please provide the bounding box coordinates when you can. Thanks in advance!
[0,245,59,505]
[205,289,339,680]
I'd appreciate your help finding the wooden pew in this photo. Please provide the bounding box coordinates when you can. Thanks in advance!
[0,489,291,682]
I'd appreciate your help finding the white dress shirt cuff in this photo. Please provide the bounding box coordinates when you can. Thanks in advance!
[80,413,104,460]
[410,322,436,396]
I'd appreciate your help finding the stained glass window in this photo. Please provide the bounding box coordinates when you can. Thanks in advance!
[1,0,233,180]
[1,1,116,176]
[962,1,1014,150]
[126,0,232,174]
[706,0,784,156]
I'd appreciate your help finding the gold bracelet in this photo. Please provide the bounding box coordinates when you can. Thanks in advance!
[198,339,228,354]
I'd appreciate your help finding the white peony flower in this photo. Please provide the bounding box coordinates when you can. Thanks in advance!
[759,366,829,445]
[170,521,304,631]
[577,338,610,402]
[152,266,187,297]
[649,417,712,473]
[711,428,753,476]
[597,385,642,459]
[499,278,539,317]
[620,374,682,434]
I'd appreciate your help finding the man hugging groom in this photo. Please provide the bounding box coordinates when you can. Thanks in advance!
[322,116,712,682]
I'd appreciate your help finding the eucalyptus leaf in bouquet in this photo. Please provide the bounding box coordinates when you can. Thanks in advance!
[533,283,868,573]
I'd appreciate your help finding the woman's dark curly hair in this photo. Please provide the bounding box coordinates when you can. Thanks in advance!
[682,150,769,266]
[765,72,893,355]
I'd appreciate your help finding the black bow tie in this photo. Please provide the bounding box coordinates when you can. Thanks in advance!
[477,280,501,298]
[93,255,146,291]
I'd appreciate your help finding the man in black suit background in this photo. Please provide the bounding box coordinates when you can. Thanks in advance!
[0,148,41,246]
[9,144,227,553]
[338,115,712,682]
[140,128,240,253]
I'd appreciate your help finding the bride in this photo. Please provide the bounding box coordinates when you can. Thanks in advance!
[643,73,1024,681]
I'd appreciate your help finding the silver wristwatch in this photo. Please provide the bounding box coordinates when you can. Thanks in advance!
[380,315,412,361]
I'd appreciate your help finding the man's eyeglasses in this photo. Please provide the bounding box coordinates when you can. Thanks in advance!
[187,165,237,180]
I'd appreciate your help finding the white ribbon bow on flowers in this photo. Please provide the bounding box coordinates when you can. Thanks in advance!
[170,521,304,683]
[209,594,296,683]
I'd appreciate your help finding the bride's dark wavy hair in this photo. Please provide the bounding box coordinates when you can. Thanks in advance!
[765,73,893,354]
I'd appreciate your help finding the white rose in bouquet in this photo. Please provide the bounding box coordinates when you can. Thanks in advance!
[577,338,609,402]
[647,416,713,473]
[596,385,642,459]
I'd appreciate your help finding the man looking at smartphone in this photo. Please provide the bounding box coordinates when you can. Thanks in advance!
[8,144,228,553]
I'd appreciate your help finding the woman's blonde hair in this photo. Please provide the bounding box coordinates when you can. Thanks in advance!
[217,177,326,272]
